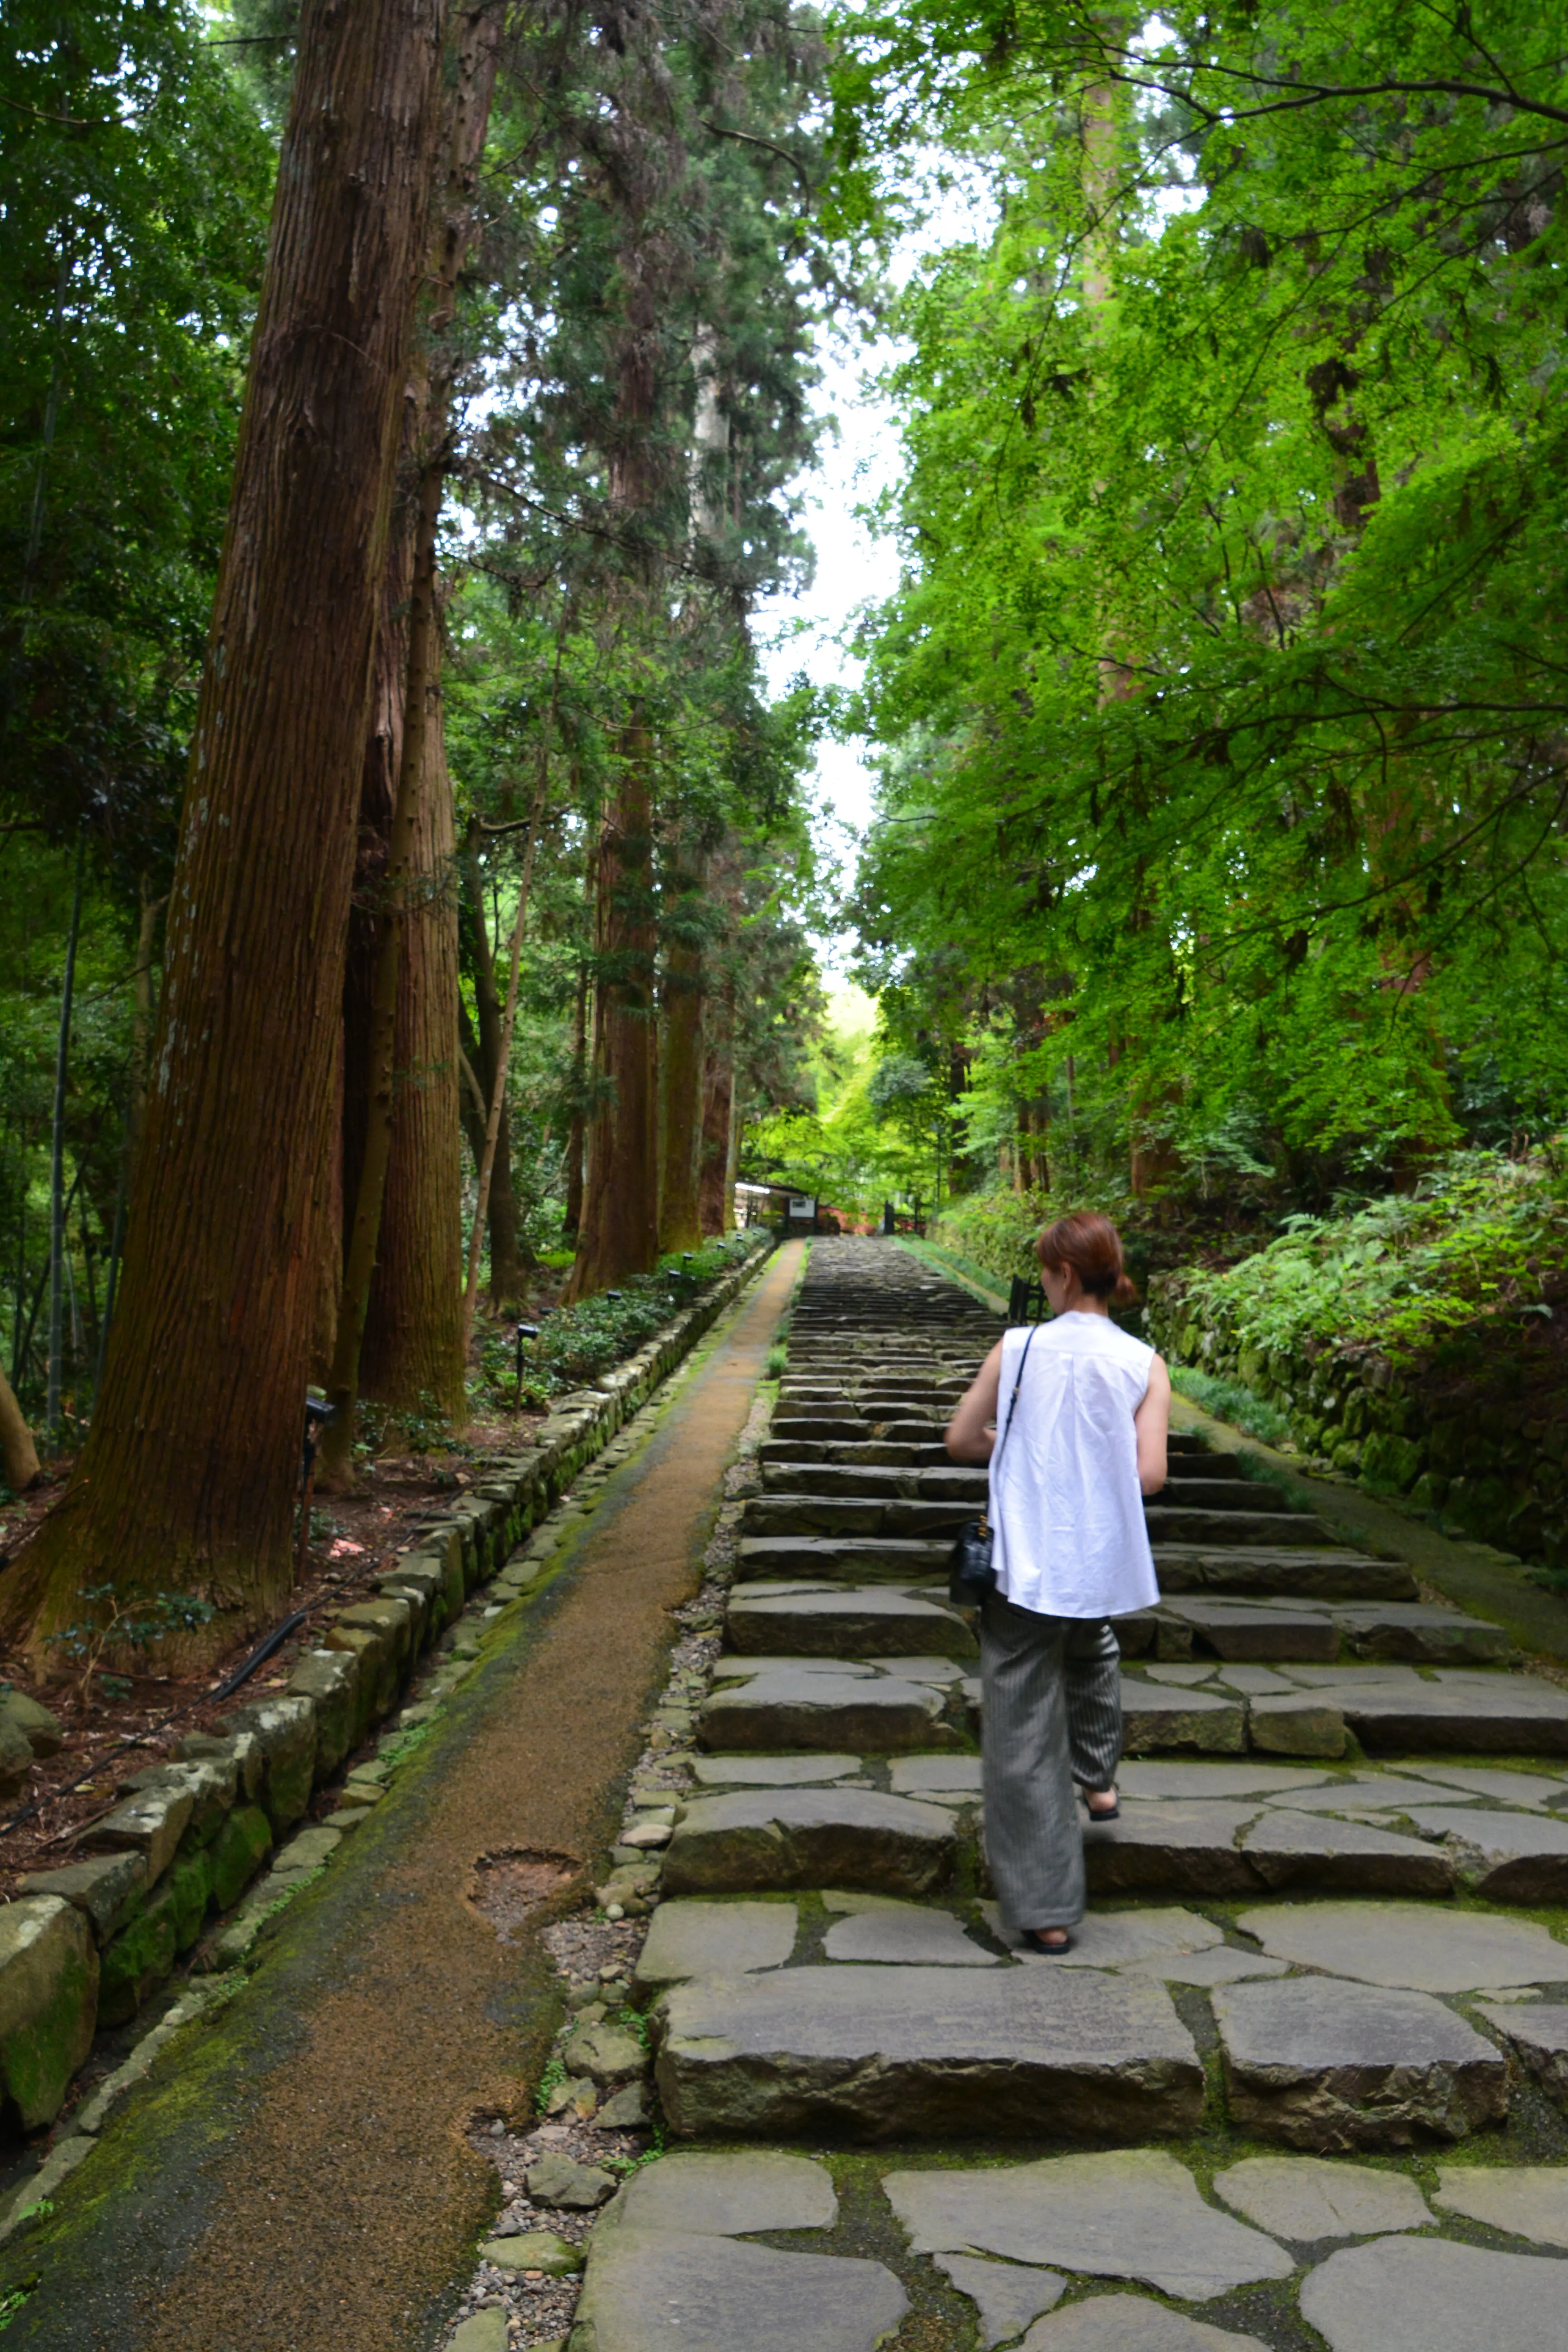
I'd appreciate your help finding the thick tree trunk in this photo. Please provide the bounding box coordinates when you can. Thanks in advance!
[312,1020,344,1381]
[563,956,588,1243]
[658,846,706,1254]
[325,0,496,1465]
[564,740,659,1298]
[361,688,464,1415]
[0,1365,40,1493]
[338,446,414,1368]
[698,998,735,1237]
[316,453,443,1487]
[100,876,163,1392]
[45,844,83,1443]
[459,831,527,1302]
[3,0,448,1659]
[128,877,159,1156]
[563,246,664,1302]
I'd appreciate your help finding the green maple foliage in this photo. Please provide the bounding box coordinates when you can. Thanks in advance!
[833,0,1568,1187]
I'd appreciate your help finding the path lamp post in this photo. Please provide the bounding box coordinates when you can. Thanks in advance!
[515,1322,540,1410]
[297,1391,335,1584]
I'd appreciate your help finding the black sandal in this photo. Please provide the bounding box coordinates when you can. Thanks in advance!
[1020,1927,1073,1955]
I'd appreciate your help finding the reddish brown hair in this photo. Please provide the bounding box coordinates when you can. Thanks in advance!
[1036,1211,1140,1308]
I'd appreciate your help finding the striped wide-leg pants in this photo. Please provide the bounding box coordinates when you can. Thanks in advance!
[979,1593,1122,1931]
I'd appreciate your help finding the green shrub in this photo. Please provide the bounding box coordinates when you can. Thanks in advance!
[482,1236,757,1409]
[1160,1146,1567,1370]
[1169,1367,1295,1447]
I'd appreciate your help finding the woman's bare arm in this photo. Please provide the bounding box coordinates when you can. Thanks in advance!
[945,1340,1004,1463]
[1135,1355,1171,1493]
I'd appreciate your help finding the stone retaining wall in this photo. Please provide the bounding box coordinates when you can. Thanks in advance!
[1147,1271,1565,1570]
[0,1238,773,2149]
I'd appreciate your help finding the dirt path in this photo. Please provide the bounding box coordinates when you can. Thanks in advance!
[4,1243,802,2352]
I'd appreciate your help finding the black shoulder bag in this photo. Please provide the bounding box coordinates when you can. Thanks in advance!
[947,1326,1037,1608]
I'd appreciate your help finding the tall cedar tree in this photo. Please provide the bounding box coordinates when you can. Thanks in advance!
[3,0,450,1659]
[475,0,823,1296]
[323,0,501,1478]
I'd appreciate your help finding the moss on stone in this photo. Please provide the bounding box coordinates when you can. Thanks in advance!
[210,1803,273,1911]
[0,1902,98,2131]
[97,1888,178,2028]
[167,1847,216,1953]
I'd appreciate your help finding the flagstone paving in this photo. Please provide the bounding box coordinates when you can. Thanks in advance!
[568,2228,909,2352]
[1211,2154,1432,2240]
[882,2151,1296,2297]
[935,2255,1066,2347]
[1298,2235,1567,2352]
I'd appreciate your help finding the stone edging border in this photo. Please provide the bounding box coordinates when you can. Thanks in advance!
[0,1236,775,2242]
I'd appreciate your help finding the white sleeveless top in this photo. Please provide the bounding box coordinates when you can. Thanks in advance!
[989,1313,1159,1619]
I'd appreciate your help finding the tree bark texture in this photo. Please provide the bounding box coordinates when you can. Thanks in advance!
[658,846,706,1254]
[325,0,496,1464]
[45,845,83,1440]
[458,831,527,1302]
[5,0,449,1655]
[0,1364,40,1493]
[338,460,416,1374]
[564,740,659,1297]
[563,240,665,1300]
[698,992,735,1237]
[563,955,589,1242]
[359,676,464,1417]
[317,450,443,1486]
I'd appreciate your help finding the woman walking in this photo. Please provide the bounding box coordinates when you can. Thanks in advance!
[945,1212,1169,1953]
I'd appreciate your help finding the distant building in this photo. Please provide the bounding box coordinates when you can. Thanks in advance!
[733,1183,872,1234]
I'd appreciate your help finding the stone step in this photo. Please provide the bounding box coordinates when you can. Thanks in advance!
[1122,1682,1247,1753]
[757,1460,1298,1519]
[1319,1672,1568,1755]
[1214,1976,1507,2149]
[738,1535,953,1582]
[773,1407,862,1426]
[1331,1603,1510,1663]
[1136,1595,1507,1666]
[694,1653,1568,1766]
[1130,1665,1568,1757]
[661,1787,958,1895]
[1152,1546,1414,1599]
[664,1759,1568,1907]
[1144,1505,1337,1546]
[741,1495,974,1538]
[652,1962,1205,2141]
[1160,1598,1341,1661]
[1085,1800,1458,1898]
[760,1439,947,1468]
[759,1463,988,1503]
[726,1585,977,1660]
[719,1590,1504,1684]
[1162,1451,1250,1478]
[643,1913,1555,2157]
[699,1664,964,1753]
[742,1495,1339,1548]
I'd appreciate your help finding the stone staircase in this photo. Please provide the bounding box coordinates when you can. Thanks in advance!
[642,1238,1568,2154]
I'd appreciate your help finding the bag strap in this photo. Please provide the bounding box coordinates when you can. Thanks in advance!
[994,1323,1037,1473]
[979,1323,1036,1532]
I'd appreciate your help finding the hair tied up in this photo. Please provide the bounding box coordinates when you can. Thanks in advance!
[1036,1210,1141,1309]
